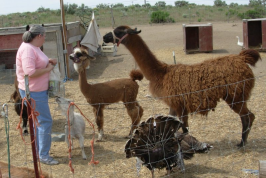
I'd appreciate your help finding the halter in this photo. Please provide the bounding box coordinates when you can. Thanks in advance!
[112,31,128,47]
[71,56,81,63]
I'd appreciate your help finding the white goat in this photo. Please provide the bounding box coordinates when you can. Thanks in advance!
[55,97,87,160]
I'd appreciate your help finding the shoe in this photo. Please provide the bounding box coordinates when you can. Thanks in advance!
[40,157,59,165]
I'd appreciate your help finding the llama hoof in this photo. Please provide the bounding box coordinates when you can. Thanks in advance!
[82,156,87,160]
[96,139,104,142]
[23,130,29,136]
[23,132,29,136]
[237,142,245,148]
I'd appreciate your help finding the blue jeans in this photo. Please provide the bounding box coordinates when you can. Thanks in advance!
[19,89,52,160]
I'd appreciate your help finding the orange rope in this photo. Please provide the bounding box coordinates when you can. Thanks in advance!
[16,98,40,144]
[16,97,46,178]
[67,102,99,173]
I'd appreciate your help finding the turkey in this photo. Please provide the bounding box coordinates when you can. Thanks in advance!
[125,115,212,178]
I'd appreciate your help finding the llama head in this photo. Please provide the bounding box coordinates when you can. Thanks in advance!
[103,26,141,45]
[55,96,74,117]
[69,47,95,73]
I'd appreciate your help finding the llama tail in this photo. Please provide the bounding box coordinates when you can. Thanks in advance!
[239,49,261,67]
[130,69,144,81]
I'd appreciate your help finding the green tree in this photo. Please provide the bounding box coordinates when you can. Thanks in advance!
[175,1,189,7]
[75,4,91,17]
[214,0,227,7]
[155,1,166,7]
[113,3,124,8]
[229,3,238,7]
[96,3,109,9]
[142,3,151,8]
[67,3,78,14]
[249,0,264,7]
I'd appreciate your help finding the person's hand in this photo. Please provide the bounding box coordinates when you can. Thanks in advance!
[49,58,57,66]
[47,63,54,72]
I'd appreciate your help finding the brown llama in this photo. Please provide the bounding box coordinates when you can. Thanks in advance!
[9,24,45,135]
[69,47,144,141]
[0,161,51,178]
[103,25,261,147]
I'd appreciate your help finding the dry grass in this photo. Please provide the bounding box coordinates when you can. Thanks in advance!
[0,22,266,178]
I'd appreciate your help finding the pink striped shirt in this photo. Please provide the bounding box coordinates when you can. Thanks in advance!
[16,42,50,92]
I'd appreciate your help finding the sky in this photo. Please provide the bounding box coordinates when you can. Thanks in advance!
[0,0,249,15]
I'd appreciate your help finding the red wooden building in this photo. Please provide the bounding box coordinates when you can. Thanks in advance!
[243,18,266,51]
[0,22,86,81]
[183,23,213,54]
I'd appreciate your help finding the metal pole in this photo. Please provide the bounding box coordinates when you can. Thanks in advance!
[25,75,39,178]
[173,51,176,64]
[2,104,10,177]
[110,5,115,29]
[60,0,70,80]
[189,8,191,24]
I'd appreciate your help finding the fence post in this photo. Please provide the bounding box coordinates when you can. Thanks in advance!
[25,75,39,178]
[260,160,266,178]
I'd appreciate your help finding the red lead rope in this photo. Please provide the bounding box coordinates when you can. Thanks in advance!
[16,97,46,178]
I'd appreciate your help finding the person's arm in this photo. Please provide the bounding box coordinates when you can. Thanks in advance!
[29,63,54,78]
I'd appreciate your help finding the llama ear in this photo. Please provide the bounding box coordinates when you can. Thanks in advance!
[127,29,141,35]
[87,55,96,61]
[26,25,30,31]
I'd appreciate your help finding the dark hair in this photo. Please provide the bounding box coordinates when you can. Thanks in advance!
[22,25,45,43]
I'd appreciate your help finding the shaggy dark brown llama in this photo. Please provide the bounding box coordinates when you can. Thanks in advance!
[69,47,144,141]
[103,26,261,147]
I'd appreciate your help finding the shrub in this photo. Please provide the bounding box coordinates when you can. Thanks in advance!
[198,18,201,22]
[226,9,238,18]
[150,11,173,23]
[182,14,188,18]
[196,11,200,16]
[238,9,262,19]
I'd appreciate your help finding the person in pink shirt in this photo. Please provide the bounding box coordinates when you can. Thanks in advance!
[16,24,59,165]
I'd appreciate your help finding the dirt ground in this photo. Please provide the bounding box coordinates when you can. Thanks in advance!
[0,21,266,178]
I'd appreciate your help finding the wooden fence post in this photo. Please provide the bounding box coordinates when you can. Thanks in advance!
[25,75,39,178]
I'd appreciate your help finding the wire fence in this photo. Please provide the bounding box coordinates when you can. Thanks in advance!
[0,73,266,178]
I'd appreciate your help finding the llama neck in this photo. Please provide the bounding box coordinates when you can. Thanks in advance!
[68,107,75,123]
[79,69,91,96]
[124,35,166,81]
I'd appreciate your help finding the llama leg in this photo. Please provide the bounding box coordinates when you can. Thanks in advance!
[79,135,87,160]
[65,126,70,148]
[93,106,104,141]
[180,110,189,133]
[230,103,255,147]
[22,116,28,135]
[71,138,74,149]
[125,103,143,137]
